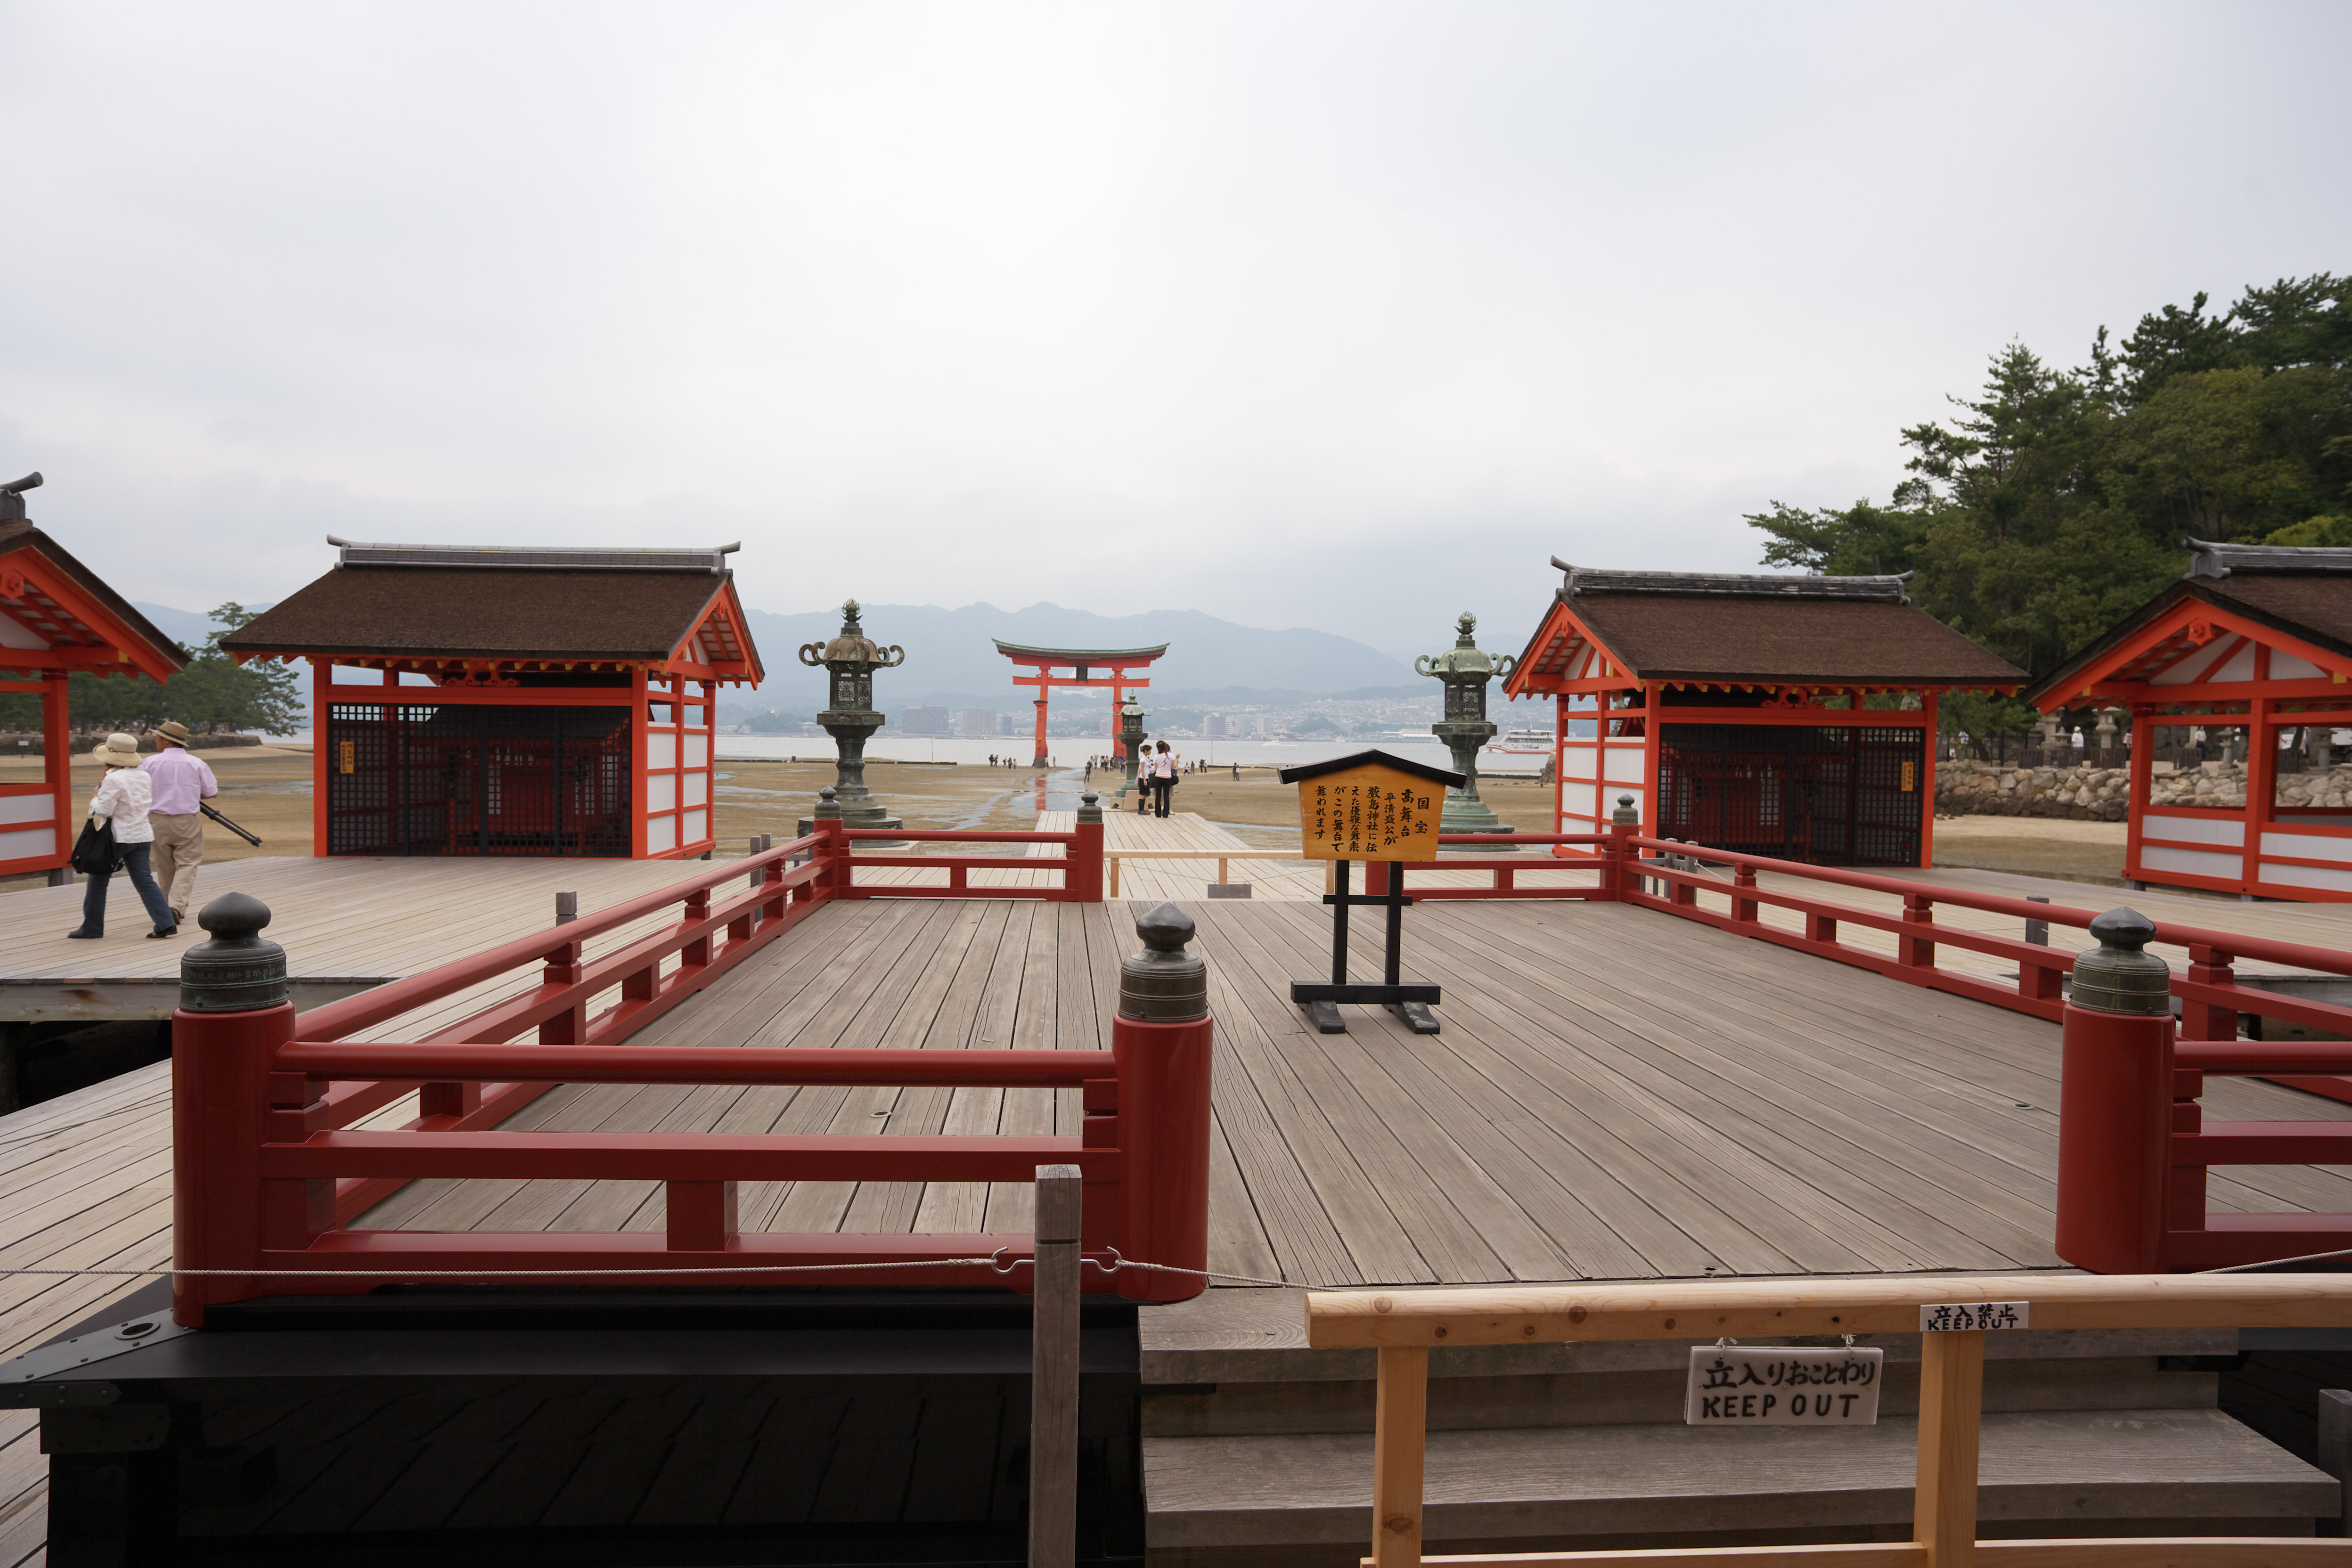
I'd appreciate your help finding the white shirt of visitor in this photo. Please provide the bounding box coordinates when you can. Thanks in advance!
[88,768,156,844]
[141,747,219,815]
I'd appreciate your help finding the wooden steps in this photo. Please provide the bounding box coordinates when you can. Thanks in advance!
[1144,1410,2333,1562]
[1138,1291,2337,1563]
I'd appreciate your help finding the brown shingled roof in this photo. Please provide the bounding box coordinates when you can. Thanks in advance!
[1568,593,2026,686]
[2201,573,2352,655]
[2025,572,2352,704]
[0,520,189,670]
[220,566,738,662]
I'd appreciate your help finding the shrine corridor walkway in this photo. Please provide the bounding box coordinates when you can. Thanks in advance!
[4,892,2351,1565]
[359,894,2352,1286]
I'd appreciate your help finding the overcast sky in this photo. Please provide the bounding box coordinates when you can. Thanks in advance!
[4,1,2346,654]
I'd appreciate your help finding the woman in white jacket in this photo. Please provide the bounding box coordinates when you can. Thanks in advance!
[66,733,179,939]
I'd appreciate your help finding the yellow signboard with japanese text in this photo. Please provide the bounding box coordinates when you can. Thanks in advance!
[1294,760,1446,862]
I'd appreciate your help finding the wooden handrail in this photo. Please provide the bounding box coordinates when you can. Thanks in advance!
[1305,1274,2352,1568]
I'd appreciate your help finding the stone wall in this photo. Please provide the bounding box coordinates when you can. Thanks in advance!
[1935,759,2129,821]
[1936,758,2352,818]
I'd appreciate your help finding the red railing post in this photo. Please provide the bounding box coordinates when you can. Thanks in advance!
[1731,862,1759,928]
[1606,798,1639,899]
[1109,903,1214,1303]
[172,892,297,1326]
[2055,909,2179,1274]
[1071,792,1105,903]
[816,786,853,900]
[1899,891,1935,972]
[2183,942,2239,1043]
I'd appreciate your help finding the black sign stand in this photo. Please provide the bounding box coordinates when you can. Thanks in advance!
[1289,858,1441,1035]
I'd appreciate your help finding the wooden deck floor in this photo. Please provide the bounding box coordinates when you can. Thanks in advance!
[0,858,2349,1562]
[359,894,2352,1283]
[0,856,713,1022]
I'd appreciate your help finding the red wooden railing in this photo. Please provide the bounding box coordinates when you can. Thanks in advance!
[168,811,1180,1326]
[1408,825,2352,1041]
[1407,824,2352,1272]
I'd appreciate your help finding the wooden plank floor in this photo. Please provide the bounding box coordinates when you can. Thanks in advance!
[0,856,720,1026]
[358,895,2352,1286]
[0,869,2348,1563]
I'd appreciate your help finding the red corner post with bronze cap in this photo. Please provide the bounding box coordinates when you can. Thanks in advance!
[172,892,299,1328]
[1105,902,1214,1300]
[2054,907,2178,1274]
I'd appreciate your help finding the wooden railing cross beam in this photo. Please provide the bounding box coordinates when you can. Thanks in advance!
[1312,1275,2352,1568]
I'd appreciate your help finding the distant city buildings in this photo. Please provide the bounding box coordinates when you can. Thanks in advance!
[900,705,952,735]
[954,707,998,737]
[1204,713,1226,737]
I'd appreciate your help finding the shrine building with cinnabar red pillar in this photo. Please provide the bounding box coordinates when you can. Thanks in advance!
[223,538,763,860]
[1503,558,2025,868]
[0,488,189,880]
[2025,539,2352,902]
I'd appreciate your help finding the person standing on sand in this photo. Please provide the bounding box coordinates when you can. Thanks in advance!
[140,720,217,928]
[1150,739,1178,818]
[67,734,177,939]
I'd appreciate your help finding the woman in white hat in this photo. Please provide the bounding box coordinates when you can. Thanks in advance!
[66,733,179,939]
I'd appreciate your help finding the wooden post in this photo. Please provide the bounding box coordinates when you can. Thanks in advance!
[1030,1163,1083,1568]
[1372,1346,1429,1567]
[42,667,70,875]
[2183,942,2238,1044]
[2319,1388,2352,1537]
[1899,891,1935,971]
[555,890,577,925]
[1913,1330,1984,1568]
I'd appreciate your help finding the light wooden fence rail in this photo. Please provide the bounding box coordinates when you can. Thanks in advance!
[1305,1274,2352,1568]
[1102,847,1316,898]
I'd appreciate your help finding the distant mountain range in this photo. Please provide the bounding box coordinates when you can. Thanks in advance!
[133,602,271,649]
[743,603,1417,709]
[129,596,1427,715]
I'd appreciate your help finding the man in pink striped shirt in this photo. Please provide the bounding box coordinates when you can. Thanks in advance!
[140,720,218,927]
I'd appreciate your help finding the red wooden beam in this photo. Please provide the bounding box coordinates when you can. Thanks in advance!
[278,1042,1112,1087]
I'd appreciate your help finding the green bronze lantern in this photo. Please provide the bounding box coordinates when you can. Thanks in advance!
[1116,695,1149,803]
[797,599,906,839]
[1415,611,1518,842]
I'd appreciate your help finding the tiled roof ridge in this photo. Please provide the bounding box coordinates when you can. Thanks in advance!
[325,536,741,574]
[2185,538,2352,579]
[1549,556,1912,604]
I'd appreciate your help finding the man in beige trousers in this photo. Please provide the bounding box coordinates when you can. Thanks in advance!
[140,720,217,932]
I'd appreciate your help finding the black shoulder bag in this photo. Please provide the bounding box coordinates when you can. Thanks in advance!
[70,816,122,875]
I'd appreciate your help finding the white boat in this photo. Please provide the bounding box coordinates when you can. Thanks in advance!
[1485,725,1553,755]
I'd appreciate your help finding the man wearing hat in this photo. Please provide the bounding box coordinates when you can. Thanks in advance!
[140,720,217,930]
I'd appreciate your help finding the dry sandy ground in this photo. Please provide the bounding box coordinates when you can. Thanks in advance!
[0,748,2130,884]
[1930,813,2127,883]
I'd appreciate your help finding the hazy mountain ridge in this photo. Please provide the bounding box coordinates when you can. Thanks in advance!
[128,597,1423,717]
[133,602,272,650]
[744,602,1414,709]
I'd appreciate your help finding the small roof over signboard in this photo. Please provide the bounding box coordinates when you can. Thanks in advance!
[2024,539,2352,710]
[221,536,763,681]
[0,507,188,684]
[1507,556,2025,695]
[1276,749,1467,789]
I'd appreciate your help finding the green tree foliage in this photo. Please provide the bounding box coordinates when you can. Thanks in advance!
[0,602,302,739]
[1748,274,2352,738]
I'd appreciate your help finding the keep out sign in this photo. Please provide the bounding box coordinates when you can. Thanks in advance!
[1684,1345,1884,1426]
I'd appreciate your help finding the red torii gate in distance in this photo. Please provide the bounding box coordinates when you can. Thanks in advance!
[993,640,1169,768]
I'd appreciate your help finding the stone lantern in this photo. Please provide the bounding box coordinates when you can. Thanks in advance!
[796,600,906,839]
[1414,611,1518,841]
[1116,696,1149,803]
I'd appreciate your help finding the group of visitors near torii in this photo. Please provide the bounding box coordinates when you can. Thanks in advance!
[65,720,219,940]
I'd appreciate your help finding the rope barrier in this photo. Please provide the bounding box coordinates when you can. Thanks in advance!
[0,1254,1357,1288]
